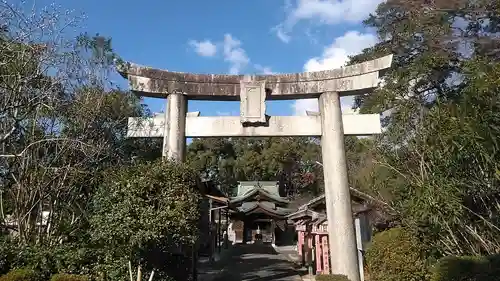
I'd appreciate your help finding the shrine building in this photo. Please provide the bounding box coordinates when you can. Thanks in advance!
[227,181,295,245]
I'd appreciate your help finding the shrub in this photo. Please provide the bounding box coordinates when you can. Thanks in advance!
[365,227,430,281]
[487,254,500,269]
[0,269,37,281]
[431,254,500,281]
[315,274,350,281]
[0,240,16,275]
[89,160,202,281]
[4,243,97,280]
[50,274,89,281]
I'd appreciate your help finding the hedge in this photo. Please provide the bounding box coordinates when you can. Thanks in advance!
[315,274,350,281]
[431,254,500,281]
[89,160,203,281]
[50,274,89,281]
[365,227,430,281]
[0,269,37,281]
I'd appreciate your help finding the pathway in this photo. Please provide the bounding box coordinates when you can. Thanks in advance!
[272,245,301,263]
[213,243,305,281]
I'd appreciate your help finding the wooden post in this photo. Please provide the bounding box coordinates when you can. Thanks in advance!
[271,220,276,245]
[305,233,313,276]
[322,235,330,274]
[298,231,304,262]
[208,199,214,261]
[218,208,222,253]
[225,209,229,248]
[191,244,198,281]
[315,234,323,274]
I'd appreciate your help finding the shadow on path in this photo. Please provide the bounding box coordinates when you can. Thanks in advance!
[214,244,304,281]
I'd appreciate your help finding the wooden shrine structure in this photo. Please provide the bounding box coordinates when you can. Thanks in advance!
[287,191,377,280]
[118,54,392,281]
[197,180,295,259]
[227,181,294,245]
[197,180,230,259]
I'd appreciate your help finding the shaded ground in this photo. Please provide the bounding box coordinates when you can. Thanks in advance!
[214,243,305,281]
[198,246,234,281]
[273,245,301,263]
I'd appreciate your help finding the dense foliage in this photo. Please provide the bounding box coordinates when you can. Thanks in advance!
[1,161,201,281]
[349,0,500,258]
[187,137,323,197]
[0,269,36,281]
[89,160,202,281]
[186,135,380,200]
[0,240,96,279]
[0,2,161,247]
[431,254,500,281]
[365,227,430,281]
[50,274,89,281]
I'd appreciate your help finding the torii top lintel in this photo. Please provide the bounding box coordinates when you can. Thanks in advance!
[117,54,393,101]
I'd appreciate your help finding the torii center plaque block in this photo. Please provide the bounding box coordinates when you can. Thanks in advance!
[240,80,266,124]
[117,54,393,281]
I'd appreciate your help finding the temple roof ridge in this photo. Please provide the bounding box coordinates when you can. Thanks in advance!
[236,201,294,219]
[230,186,289,204]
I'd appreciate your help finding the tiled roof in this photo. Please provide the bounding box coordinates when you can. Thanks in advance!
[236,202,294,219]
[230,186,289,205]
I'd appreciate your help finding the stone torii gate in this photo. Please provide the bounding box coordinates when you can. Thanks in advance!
[117,54,392,281]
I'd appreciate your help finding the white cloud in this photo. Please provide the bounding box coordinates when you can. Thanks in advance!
[303,30,377,71]
[188,39,217,57]
[273,25,292,43]
[275,0,383,42]
[293,98,321,115]
[292,97,359,116]
[223,34,250,74]
[254,64,275,74]
[293,30,378,115]
[190,34,275,75]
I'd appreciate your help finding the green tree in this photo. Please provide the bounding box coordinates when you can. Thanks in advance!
[0,1,160,246]
[89,160,202,281]
[187,137,323,197]
[350,0,500,255]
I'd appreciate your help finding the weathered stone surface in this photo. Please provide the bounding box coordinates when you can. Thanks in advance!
[240,80,266,124]
[319,91,360,281]
[126,114,381,138]
[128,111,200,138]
[163,92,187,160]
[117,55,392,100]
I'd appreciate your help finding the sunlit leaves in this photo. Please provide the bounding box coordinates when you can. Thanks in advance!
[89,160,201,279]
[349,0,500,256]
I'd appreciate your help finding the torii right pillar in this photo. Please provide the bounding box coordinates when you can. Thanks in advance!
[318,60,393,281]
[320,91,359,280]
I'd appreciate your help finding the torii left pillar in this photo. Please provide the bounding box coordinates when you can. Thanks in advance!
[162,91,187,161]
[162,90,191,278]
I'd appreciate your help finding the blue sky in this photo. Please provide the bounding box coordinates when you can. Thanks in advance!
[18,0,384,116]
